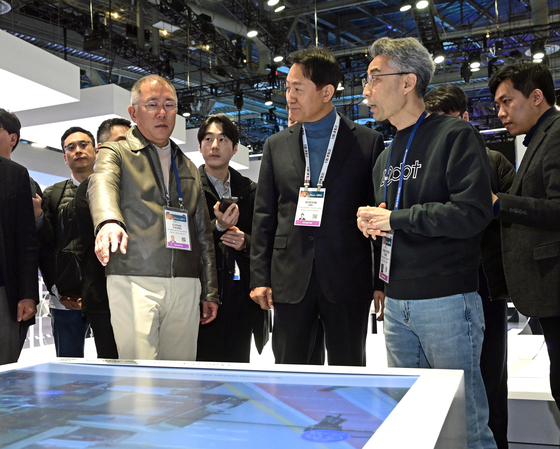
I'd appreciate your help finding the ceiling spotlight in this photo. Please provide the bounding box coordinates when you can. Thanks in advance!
[531,42,546,60]
[534,58,544,64]
[274,3,286,12]
[247,29,258,38]
[433,54,445,64]
[337,83,345,91]
[267,0,280,5]
[183,111,191,117]
[460,61,472,83]
[471,67,480,72]
[469,53,481,69]
[264,92,273,106]
[112,12,119,19]
[399,0,412,11]
[273,55,284,63]
[416,0,429,9]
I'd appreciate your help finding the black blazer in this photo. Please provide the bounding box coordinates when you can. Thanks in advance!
[251,115,385,304]
[0,157,39,322]
[497,109,560,317]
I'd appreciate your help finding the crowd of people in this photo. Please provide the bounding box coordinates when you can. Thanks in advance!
[1,36,559,449]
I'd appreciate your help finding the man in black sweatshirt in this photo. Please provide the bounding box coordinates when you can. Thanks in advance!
[357,38,495,449]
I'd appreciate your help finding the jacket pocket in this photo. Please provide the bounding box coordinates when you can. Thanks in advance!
[534,241,560,260]
[273,236,287,249]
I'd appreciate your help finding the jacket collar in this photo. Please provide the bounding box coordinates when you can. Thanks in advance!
[511,108,560,194]
[199,164,255,200]
[286,115,357,188]
[126,126,181,157]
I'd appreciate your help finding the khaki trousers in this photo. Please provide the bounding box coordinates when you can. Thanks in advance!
[107,275,201,361]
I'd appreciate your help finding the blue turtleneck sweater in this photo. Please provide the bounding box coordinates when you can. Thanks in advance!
[303,108,337,187]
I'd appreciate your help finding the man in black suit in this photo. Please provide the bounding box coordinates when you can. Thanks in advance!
[0,155,39,365]
[490,62,560,410]
[250,47,385,366]
[196,114,269,363]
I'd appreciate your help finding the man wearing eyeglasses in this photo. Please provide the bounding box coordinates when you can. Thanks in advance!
[357,37,495,448]
[88,74,218,361]
[39,127,97,357]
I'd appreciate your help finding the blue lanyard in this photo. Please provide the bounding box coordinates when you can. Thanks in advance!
[167,152,184,209]
[383,111,427,210]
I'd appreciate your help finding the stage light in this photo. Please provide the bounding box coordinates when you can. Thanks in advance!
[264,92,273,106]
[531,42,546,60]
[469,53,481,69]
[247,29,258,38]
[399,0,412,11]
[416,0,429,9]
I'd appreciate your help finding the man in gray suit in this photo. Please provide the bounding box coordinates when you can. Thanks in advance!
[490,62,560,410]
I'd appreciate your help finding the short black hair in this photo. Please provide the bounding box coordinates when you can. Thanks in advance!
[197,114,239,147]
[61,126,95,152]
[0,108,21,152]
[97,117,131,144]
[286,47,342,91]
[425,84,469,116]
[488,62,556,106]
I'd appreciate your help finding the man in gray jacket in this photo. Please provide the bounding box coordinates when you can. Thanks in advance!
[490,62,560,411]
[88,74,218,361]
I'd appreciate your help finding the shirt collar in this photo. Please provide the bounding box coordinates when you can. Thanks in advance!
[523,107,555,147]
[205,169,231,198]
[70,174,80,187]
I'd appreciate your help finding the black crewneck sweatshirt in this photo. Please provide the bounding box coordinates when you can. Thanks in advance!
[373,113,493,299]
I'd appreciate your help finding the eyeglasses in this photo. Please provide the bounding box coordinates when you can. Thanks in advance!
[134,101,178,112]
[64,140,92,152]
[362,72,410,89]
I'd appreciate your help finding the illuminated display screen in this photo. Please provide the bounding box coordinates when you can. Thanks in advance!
[0,362,418,448]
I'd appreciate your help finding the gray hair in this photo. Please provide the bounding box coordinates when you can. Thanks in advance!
[130,75,177,106]
[368,37,435,98]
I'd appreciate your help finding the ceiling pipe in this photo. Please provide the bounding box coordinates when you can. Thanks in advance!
[187,2,271,74]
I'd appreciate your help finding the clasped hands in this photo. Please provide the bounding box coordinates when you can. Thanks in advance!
[356,203,392,239]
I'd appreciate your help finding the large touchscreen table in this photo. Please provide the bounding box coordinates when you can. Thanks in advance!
[0,361,464,448]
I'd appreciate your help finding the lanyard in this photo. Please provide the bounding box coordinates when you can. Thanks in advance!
[168,154,184,209]
[383,111,427,210]
[301,112,341,191]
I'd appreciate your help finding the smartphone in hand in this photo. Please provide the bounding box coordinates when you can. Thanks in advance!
[218,196,238,213]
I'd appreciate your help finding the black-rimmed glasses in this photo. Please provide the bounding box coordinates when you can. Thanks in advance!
[64,140,92,152]
[362,72,410,88]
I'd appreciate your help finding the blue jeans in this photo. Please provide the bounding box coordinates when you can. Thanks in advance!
[50,308,90,358]
[384,293,497,449]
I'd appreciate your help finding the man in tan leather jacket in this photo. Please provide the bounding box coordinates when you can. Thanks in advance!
[88,74,218,361]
